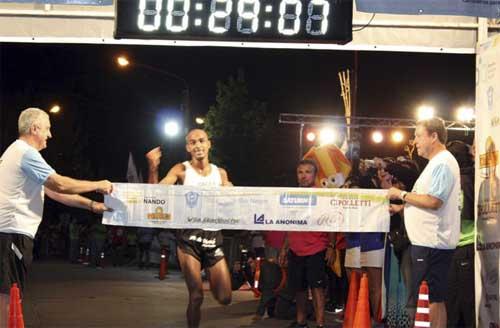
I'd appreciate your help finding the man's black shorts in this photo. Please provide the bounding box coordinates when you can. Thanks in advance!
[287,249,327,292]
[410,244,454,304]
[0,232,34,294]
[176,229,225,269]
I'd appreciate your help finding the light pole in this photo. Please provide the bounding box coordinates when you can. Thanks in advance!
[116,55,191,133]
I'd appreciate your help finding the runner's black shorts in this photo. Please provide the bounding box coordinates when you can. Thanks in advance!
[0,232,34,295]
[176,229,225,269]
[287,249,327,292]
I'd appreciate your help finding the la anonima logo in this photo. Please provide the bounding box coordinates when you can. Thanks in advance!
[254,214,265,224]
[279,194,317,206]
[253,214,307,226]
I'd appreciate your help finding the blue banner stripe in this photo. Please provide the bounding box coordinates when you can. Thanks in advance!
[0,0,112,5]
[356,0,500,18]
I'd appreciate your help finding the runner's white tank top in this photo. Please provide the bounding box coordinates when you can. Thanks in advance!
[183,161,222,187]
[183,161,222,231]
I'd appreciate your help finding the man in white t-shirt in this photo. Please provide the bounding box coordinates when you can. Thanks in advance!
[0,108,113,327]
[387,117,460,328]
[146,129,232,328]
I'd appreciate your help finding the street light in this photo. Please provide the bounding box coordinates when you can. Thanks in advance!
[49,105,61,114]
[195,117,205,125]
[116,56,130,67]
[115,55,191,133]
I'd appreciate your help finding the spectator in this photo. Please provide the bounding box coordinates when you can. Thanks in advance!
[388,117,461,328]
[0,107,112,326]
[279,159,336,328]
[89,221,107,268]
[137,227,154,269]
[68,218,81,263]
[446,140,475,328]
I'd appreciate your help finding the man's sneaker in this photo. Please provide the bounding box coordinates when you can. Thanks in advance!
[325,303,344,314]
[324,303,336,314]
[287,321,309,328]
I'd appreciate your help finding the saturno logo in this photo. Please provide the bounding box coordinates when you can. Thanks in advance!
[280,194,317,206]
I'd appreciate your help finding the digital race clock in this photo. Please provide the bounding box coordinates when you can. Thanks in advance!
[115,0,353,44]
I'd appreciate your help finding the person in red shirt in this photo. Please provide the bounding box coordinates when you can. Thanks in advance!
[279,159,336,328]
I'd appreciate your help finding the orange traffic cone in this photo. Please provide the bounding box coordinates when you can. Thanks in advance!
[343,271,361,328]
[159,247,168,280]
[414,281,430,328]
[8,283,24,328]
[352,273,372,328]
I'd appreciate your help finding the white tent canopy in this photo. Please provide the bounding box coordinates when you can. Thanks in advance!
[0,2,497,53]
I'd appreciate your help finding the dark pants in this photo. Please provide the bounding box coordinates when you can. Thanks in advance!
[138,242,152,268]
[446,244,475,328]
[256,290,276,317]
[69,238,79,263]
[90,239,105,267]
[326,249,347,307]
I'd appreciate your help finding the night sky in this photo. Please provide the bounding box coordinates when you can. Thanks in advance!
[0,43,475,186]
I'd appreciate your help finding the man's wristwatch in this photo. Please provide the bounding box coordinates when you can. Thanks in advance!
[400,191,408,201]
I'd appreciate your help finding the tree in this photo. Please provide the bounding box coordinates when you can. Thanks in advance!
[205,70,272,185]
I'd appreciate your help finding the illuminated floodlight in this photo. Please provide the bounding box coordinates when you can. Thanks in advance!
[372,131,384,144]
[319,127,336,145]
[456,106,475,122]
[49,105,61,114]
[164,120,180,137]
[306,132,316,142]
[195,117,205,125]
[391,131,404,143]
[417,105,435,120]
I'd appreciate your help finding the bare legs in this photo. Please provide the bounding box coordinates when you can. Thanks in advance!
[429,302,447,328]
[177,247,231,328]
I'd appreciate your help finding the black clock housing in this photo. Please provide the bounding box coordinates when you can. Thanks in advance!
[115,0,353,44]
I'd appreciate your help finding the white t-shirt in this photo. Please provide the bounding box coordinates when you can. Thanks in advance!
[405,150,461,249]
[0,139,55,238]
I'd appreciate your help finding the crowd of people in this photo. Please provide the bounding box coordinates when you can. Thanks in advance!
[33,216,176,270]
[230,118,474,328]
[0,108,475,328]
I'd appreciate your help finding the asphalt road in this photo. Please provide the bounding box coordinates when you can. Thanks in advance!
[21,260,346,328]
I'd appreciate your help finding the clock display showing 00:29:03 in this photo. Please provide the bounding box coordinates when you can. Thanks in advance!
[137,0,331,36]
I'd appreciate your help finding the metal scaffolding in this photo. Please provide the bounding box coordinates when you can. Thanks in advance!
[279,113,475,131]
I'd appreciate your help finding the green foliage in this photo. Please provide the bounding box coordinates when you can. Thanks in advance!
[205,71,272,185]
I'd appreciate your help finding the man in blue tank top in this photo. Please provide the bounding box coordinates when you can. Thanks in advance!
[147,129,232,328]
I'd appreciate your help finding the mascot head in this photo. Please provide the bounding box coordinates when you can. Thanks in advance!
[303,144,351,188]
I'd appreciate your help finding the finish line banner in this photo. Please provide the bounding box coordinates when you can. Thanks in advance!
[103,183,390,232]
